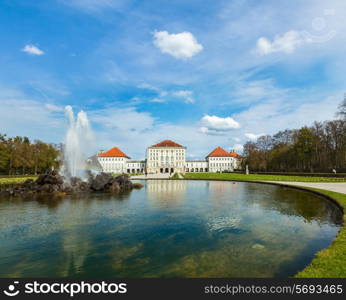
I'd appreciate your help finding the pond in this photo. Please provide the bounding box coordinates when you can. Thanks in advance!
[0,180,342,277]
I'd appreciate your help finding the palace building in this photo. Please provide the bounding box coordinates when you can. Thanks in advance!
[146,140,186,174]
[96,139,242,174]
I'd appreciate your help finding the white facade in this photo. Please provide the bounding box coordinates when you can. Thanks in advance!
[126,161,146,173]
[207,156,237,173]
[146,144,186,174]
[185,161,208,172]
[97,158,145,174]
[96,141,242,174]
[97,156,128,173]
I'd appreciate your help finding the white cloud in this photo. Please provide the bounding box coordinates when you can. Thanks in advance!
[44,103,64,112]
[199,127,226,136]
[153,31,203,59]
[82,104,245,160]
[138,83,167,97]
[60,0,130,13]
[90,106,155,132]
[200,115,240,135]
[0,89,64,142]
[139,83,195,104]
[150,98,166,103]
[256,30,308,56]
[233,93,341,141]
[232,144,244,153]
[22,45,44,56]
[0,95,237,159]
[231,79,289,104]
[29,79,70,97]
[173,90,195,103]
[244,133,264,140]
[138,83,160,92]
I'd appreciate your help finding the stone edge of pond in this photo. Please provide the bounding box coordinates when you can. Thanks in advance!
[180,178,346,278]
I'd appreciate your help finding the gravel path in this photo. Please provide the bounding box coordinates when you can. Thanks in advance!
[268,181,346,194]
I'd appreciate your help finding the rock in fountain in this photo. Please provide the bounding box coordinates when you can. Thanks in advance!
[0,171,136,197]
[0,106,141,197]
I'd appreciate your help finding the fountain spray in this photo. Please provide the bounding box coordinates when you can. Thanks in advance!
[61,105,94,181]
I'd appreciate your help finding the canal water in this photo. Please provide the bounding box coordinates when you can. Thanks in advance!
[0,180,342,277]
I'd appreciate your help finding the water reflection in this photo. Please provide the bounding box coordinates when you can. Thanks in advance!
[146,180,187,208]
[0,181,342,278]
[57,203,93,277]
[207,181,245,211]
[242,183,343,225]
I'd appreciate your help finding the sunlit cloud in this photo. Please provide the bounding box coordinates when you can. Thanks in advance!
[153,31,203,59]
[173,90,195,103]
[256,30,309,55]
[244,133,264,140]
[200,115,240,133]
[22,44,44,56]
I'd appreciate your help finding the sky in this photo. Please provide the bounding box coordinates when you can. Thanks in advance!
[1,0,346,160]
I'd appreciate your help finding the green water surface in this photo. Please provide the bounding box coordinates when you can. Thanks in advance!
[0,180,342,277]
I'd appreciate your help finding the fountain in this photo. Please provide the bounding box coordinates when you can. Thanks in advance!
[0,106,140,197]
[61,105,94,181]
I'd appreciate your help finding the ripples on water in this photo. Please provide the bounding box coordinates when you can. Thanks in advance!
[206,216,242,233]
[0,180,342,277]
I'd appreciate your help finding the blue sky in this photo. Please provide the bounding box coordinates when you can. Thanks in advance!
[1,0,346,159]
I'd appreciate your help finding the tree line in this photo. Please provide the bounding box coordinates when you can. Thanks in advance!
[243,97,346,173]
[0,134,60,175]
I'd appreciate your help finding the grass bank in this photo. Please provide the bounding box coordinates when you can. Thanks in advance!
[294,188,346,277]
[182,172,346,277]
[183,172,346,182]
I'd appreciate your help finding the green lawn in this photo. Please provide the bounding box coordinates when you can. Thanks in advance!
[183,172,346,182]
[0,176,37,184]
[294,188,346,278]
[170,173,180,180]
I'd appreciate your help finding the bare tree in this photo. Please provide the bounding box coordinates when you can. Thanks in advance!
[337,93,346,120]
[243,120,346,173]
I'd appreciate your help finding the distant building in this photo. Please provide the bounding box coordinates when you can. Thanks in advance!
[185,160,208,173]
[146,140,186,174]
[206,146,240,173]
[96,139,242,174]
[126,160,146,174]
[97,147,130,173]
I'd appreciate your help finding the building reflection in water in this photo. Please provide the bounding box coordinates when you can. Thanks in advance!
[207,180,243,208]
[146,180,187,209]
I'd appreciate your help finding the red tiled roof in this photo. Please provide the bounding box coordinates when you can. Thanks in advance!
[206,146,233,157]
[151,140,184,147]
[230,151,242,159]
[97,147,130,158]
